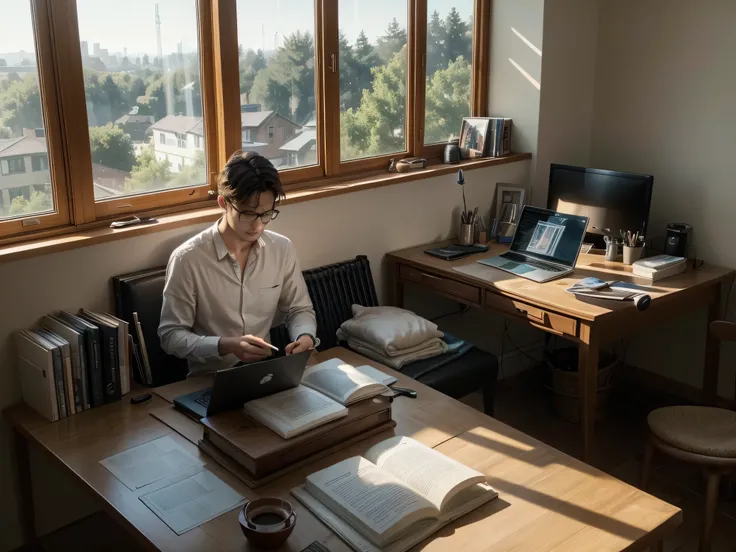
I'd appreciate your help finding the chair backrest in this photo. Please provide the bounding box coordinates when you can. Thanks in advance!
[112,255,378,384]
[302,256,379,350]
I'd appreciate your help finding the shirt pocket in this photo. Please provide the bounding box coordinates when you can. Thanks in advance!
[256,284,281,315]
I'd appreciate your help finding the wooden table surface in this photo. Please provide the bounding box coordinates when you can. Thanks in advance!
[386,240,734,325]
[6,348,681,552]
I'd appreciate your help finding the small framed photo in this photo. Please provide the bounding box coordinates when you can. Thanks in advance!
[493,184,527,243]
[458,117,491,159]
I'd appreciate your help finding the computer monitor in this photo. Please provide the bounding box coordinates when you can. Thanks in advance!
[546,164,654,249]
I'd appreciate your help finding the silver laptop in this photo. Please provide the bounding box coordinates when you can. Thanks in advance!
[480,206,589,283]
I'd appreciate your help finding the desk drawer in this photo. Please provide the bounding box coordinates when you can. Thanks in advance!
[484,291,578,337]
[399,265,481,305]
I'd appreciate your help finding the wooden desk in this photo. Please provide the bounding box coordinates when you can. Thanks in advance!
[6,348,680,552]
[387,241,734,461]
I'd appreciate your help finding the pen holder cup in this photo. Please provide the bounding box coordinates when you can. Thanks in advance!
[239,498,296,549]
[623,246,643,265]
[458,223,474,246]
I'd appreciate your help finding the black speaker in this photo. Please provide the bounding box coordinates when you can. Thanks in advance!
[664,223,692,257]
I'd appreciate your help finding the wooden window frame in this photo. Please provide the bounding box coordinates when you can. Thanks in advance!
[0,0,490,243]
[50,0,219,224]
[0,0,72,240]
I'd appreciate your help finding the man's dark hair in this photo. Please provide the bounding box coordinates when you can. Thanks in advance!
[217,151,285,205]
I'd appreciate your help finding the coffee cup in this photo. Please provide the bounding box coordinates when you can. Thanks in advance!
[238,497,296,549]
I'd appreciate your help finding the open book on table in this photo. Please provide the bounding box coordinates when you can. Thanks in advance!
[243,358,393,439]
[302,358,393,405]
[291,436,498,551]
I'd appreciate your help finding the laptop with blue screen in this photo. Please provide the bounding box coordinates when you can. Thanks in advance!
[480,206,589,283]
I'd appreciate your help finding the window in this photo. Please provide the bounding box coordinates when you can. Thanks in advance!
[0,0,489,243]
[339,1,409,161]
[424,1,474,145]
[0,0,67,229]
[75,0,210,214]
[236,0,318,171]
[31,154,49,172]
[3,157,27,175]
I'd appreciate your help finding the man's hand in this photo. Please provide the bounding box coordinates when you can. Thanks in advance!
[285,334,315,355]
[219,335,274,363]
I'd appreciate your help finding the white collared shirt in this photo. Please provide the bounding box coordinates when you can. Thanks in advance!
[158,221,316,375]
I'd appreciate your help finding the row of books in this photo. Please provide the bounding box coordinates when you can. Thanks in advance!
[488,117,512,157]
[16,310,132,422]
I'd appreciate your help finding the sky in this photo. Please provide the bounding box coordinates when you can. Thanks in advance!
[0,0,472,59]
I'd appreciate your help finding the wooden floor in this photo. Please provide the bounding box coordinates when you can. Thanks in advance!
[30,367,736,552]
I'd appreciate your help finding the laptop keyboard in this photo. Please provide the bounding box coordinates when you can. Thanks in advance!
[195,394,211,407]
[503,252,565,272]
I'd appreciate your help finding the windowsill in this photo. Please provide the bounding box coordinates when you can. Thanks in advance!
[0,153,531,264]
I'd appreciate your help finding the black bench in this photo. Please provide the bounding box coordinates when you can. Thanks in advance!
[113,256,499,415]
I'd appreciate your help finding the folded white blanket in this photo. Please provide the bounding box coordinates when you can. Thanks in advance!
[338,305,444,357]
[341,336,448,370]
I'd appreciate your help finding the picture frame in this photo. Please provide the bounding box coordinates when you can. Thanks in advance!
[492,184,527,243]
[458,117,492,159]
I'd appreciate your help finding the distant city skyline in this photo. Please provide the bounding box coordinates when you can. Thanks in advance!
[1,0,472,59]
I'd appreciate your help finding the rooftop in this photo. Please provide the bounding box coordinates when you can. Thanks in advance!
[0,135,48,158]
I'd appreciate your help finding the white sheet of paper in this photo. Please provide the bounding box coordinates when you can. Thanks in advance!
[355,364,397,386]
[100,435,204,490]
[139,470,245,535]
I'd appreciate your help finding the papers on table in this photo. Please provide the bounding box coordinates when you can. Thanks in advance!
[139,470,245,535]
[100,435,204,490]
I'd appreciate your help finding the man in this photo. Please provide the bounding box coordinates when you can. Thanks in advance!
[158,151,318,376]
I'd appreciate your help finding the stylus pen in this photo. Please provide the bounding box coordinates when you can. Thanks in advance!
[242,339,279,352]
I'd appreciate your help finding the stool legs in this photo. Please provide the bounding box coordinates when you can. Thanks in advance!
[641,439,655,489]
[700,470,721,552]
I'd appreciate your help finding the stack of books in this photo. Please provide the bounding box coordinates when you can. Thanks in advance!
[16,310,131,422]
[633,254,687,281]
[199,359,398,487]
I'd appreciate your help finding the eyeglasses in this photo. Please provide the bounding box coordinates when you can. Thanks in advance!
[228,202,280,223]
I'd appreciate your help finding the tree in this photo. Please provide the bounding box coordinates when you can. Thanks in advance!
[20,57,33,66]
[424,56,472,143]
[170,151,206,188]
[338,32,358,109]
[0,74,44,133]
[375,18,407,62]
[352,30,381,105]
[9,189,52,216]
[124,146,171,192]
[340,46,406,159]
[444,8,471,65]
[239,48,267,98]
[251,31,314,123]
[89,123,136,172]
[426,10,447,75]
[0,59,6,67]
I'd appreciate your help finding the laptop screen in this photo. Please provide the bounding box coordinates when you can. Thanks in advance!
[510,206,589,266]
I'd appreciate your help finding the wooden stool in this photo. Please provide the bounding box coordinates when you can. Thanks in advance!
[641,321,736,552]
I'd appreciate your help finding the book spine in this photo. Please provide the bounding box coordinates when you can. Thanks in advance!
[203,429,259,475]
[78,339,91,410]
[68,350,82,413]
[53,351,68,418]
[102,330,121,403]
[87,332,105,407]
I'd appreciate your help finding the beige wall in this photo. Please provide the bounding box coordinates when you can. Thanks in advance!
[0,160,531,551]
[489,0,600,205]
[590,0,736,400]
